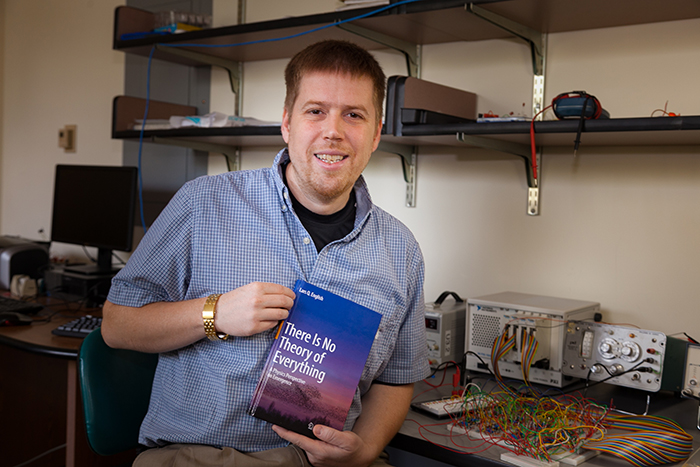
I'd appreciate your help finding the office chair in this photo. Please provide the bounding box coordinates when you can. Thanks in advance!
[78,328,158,456]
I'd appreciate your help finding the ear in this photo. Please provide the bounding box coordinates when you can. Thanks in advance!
[281,107,291,144]
[371,120,383,152]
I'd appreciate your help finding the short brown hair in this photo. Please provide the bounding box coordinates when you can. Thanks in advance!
[284,40,386,123]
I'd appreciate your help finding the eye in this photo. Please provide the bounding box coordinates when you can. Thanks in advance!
[346,112,365,120]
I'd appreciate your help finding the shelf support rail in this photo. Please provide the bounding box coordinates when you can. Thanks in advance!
[456,134,540,216]
[465,3,546,118]
[336,23,421,78]
[155,44,244,117]
[377,141,417,207]
[151,136,241,172]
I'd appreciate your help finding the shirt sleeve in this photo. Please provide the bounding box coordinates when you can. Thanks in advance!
[107,180,195,307]
[375,240,431,385]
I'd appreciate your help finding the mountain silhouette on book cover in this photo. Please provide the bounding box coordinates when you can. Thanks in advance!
[249,280,381,438]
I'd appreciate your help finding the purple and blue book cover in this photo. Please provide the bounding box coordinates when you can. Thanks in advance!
[249,279,381,438]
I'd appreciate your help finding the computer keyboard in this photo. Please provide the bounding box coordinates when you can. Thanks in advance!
[52,315,102,338]
[0,295,43,315]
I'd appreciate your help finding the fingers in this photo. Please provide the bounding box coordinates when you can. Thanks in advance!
[215,282,296,337]
[273,424,364,467]
[271,425,332,458]
[248,282,296,318]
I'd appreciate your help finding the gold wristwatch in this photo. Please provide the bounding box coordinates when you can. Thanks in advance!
[202,294,229,341]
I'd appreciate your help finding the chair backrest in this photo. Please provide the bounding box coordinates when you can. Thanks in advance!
[78,327,158,456]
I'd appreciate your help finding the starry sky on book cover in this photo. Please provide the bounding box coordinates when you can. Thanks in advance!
[249,280,381,436]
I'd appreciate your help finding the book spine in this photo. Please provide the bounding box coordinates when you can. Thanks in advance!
[248,313,294,415]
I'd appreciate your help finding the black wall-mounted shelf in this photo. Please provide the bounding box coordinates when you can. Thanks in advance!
[111,0,700,212]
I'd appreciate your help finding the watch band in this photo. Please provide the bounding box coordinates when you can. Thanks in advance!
[202,293,229,341]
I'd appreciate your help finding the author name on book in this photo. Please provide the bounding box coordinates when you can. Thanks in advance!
[298,286,324,302]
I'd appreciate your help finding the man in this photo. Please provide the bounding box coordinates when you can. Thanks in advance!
[102,40,429,467]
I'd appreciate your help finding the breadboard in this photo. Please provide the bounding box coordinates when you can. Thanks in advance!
[501,453,559,467]
[449,424,598,466]
[411,398,464,418]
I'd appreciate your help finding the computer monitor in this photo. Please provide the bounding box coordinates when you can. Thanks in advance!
[50,164,138,275]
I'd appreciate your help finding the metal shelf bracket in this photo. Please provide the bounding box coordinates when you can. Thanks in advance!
[466,3,544,76]
[377,141,417,207]
[456,133,540,216]
[155,44,244,116]
[337,23,421,78]
[466,3,547,117]
[152,136,241,172]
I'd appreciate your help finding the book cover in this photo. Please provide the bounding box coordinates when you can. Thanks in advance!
[249,279,382,438]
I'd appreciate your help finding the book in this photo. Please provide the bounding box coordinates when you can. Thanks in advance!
[249,280,382,438]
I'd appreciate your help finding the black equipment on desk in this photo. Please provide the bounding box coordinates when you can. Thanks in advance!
[50,164,138,276]
[0,295,43,315]
[44,266,114,307]
[52,315,102,338]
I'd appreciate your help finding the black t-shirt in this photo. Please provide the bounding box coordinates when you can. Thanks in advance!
[283,164,356,252]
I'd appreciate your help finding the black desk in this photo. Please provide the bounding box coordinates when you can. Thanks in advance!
[0,296,136,467]
[390,369,700,467]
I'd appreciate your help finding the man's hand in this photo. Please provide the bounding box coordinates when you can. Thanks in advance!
[272,424,372,467]
[271,383,413,467]
[216,282,296,337]
[102,282,295,353]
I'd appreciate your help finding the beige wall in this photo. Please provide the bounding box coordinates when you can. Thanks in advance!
[0,0,5,223]
[1,0,699,338]
[0,0,124,260]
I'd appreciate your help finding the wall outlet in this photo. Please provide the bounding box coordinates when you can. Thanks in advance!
[58,124,77,152]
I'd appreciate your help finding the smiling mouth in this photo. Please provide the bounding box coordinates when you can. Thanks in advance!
[315,153,346,164]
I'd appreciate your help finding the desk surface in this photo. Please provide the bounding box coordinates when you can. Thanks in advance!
[0,294,100,357]
[3,301,698,467]
[397,369,700,467]
[0,293,133,467]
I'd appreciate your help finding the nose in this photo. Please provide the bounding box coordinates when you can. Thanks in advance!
[323,112,344,141]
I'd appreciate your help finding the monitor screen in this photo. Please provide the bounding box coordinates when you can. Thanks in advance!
[50,164,138,275]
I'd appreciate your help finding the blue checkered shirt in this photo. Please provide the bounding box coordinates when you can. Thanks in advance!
[107,149,430,451]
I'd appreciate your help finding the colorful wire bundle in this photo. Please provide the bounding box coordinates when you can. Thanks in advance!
[582,413,694,466]
[490,328,540,391]
[452,386,693,466]
[490,331,517,395]
[520,331,539,384]
[443,324,693,466]
[455,386,609,462]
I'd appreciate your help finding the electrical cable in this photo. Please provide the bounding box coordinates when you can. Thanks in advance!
[684,333,699,344]
[573,95,591,156]
[81,245,96,263]
[583,360,647,398]
[431,320,693,466]
[424,360,460,388]
[135,45,156,234]
[583,413,693,466]
[10,443,67,467]
[155,0,423,50]
[529,104,552,181]
[438,373,693,466]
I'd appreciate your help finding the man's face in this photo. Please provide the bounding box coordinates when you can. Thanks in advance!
[281,71,382,214]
